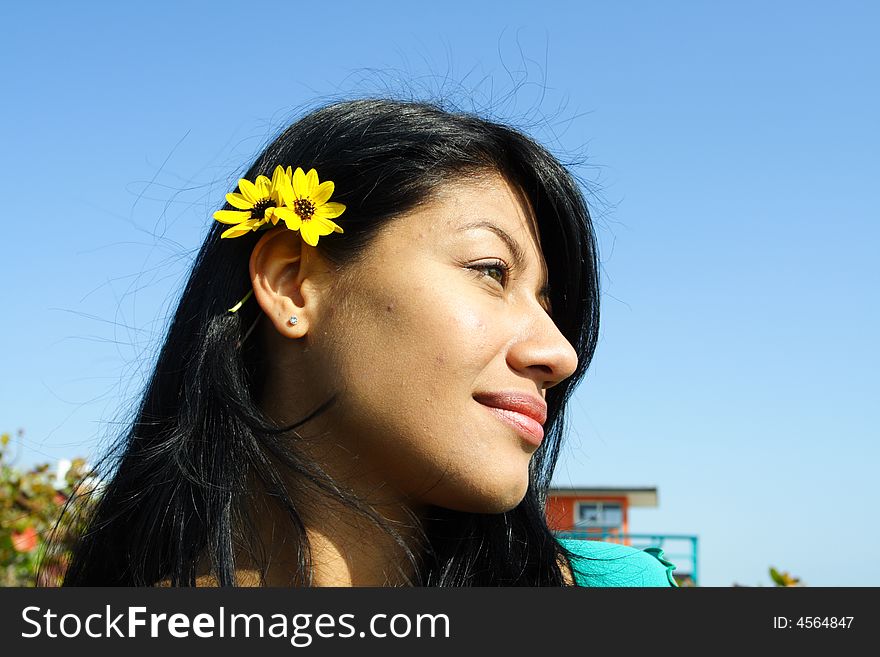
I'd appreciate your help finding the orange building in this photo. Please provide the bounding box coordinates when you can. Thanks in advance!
[545,486,658,544]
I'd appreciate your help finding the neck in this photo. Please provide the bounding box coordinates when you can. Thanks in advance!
[252,365,428,586]
[234,485,426,587]
[302,497,425,586]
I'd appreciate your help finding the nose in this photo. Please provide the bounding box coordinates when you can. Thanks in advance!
[506,306,580,392]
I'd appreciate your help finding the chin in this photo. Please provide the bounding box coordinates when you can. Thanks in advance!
[480,496,526,515]
[428,474,531,515]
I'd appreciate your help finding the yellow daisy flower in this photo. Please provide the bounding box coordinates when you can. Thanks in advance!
[275,167,346,246]
[214,166,288,239]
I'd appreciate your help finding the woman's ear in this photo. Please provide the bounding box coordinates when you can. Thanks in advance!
[249,228,325,338]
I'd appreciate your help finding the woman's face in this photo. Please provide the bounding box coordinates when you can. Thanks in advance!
[269,172,579,515]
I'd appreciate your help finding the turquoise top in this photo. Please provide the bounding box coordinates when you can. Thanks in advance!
[558,538,679,587]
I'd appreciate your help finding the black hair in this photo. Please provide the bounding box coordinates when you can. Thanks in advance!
[59,98,600,586]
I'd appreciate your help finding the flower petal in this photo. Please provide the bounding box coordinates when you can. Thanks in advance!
[255,175,271,197]
[305,169,319,195]
[274,206,302,231]
[293,167,308,198]
[313,202,346,220]
[11,526,38,553]
[271,165,287,194]
[238,178,259,203]
[226,192,253,210]
[311,180,335,205]
[277,168,294,204]
[214,210,251,224]
[300,221,320,246]
[221,222,258,239]
[313,217,340,236]
[279,179,295,206]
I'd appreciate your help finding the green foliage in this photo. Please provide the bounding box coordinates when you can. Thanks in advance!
[769,566,802,587]
[0,429,97,586]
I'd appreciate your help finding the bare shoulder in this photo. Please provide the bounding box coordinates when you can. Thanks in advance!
[155,569,264,587]
[155,574,220,587]
[557,553,575,586]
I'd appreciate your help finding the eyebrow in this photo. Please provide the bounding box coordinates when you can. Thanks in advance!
[458,220,553,310]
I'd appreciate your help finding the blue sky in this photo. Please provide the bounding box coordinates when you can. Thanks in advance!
[1,1,877,586]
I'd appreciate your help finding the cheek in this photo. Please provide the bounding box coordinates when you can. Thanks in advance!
[331,277,496,408]
[420,306,491,378]
[384,282,490,355]
[321,284,529,508]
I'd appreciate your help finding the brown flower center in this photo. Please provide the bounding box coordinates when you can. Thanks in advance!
[251,198,274,219]
[294,198,316,221]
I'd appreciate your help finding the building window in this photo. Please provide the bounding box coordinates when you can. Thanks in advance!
[575,502,623,529]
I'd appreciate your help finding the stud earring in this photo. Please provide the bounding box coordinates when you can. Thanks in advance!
[288,315,298,326]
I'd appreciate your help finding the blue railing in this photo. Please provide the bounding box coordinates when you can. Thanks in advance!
[555,530,699,586]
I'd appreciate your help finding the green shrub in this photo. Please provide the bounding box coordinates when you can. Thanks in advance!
[1,430,97,586]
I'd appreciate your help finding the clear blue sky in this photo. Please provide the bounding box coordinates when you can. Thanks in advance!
[1,1,877,586]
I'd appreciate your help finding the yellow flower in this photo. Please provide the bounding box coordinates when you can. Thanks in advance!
[275,167,346,246]
[214,166,288,239]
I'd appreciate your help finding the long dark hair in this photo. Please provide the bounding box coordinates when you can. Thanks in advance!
[59,98,600,586]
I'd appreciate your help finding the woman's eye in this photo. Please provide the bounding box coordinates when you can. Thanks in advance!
[469,260,510,287]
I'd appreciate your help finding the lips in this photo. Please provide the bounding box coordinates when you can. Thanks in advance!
[473,391,548,445]
[473,392,548,425]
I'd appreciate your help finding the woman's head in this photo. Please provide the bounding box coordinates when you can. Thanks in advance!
[61,98,600,586]
[253,170,579,515]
